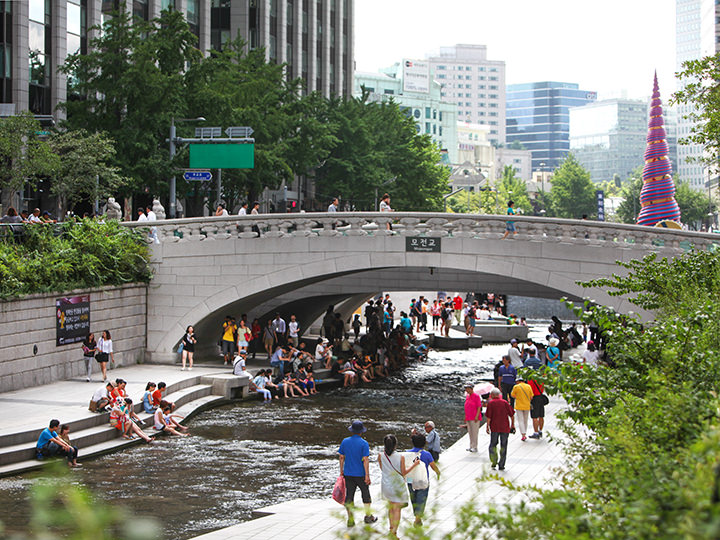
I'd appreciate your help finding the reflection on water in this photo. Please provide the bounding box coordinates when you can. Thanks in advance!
[0,341,518,539]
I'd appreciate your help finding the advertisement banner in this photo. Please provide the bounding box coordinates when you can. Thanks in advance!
[403,59,430,94]
[56,295,90,346]
[596,190,605,222]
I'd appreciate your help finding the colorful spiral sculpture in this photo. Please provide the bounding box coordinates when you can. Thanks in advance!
[636,73,681,226]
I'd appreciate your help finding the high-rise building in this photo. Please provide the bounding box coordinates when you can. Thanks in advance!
[426,44,506,146]
[8,0,354,121]
[505,81,597,171]
[676,0,719,189]
[570,99,649,183]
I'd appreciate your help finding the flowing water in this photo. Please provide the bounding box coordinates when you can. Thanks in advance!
[0,336,545,539]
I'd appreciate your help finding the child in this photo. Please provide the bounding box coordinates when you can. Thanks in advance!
[351,314,362,341]
[153,404,188,436]
[142,382,157,414]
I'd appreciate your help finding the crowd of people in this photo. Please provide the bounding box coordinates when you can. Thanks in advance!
[1,207,58,225]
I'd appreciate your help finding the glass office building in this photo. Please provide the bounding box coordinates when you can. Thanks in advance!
[506,81,597,171]
[5,0,353,121]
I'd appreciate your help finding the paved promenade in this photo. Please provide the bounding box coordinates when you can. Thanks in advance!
[191,397,565,540]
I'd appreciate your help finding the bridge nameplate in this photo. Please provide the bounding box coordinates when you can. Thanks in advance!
[406,237,441,253]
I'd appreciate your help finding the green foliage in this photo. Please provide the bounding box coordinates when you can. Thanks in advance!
[0,220,152,298]
[60,7,201,197]
[673,53,720,173]
[615,167,643,223]
[0,112,59,209]
[47,130,125,216]
[492,166,532,215]
[675,180,716,227]
[314,96,450,211]
[447,249,720,539]
[446,190,481,213]
[549,153,596,218]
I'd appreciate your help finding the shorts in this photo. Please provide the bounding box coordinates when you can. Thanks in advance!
[470,318,476,327]
[506,222,516,232]
[530,395,545,419]
[222,340,236,355]
[238,340,248,348]
[344,475,372,505]
[408,485,429,516]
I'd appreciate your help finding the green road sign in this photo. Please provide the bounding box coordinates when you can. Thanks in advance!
[189,143,254,169]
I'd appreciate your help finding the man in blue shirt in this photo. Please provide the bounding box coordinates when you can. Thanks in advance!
[399,312,412,334]
[338,420,377,527]
[269,346,290,379]
[497,355,517,407]
[406,433,440,526]
[36,419,80,467]
[524,347,543,370]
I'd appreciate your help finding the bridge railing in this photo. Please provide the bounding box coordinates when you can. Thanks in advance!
[119,212,720,252]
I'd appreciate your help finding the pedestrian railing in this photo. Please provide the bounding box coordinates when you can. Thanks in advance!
[117,212,720,253]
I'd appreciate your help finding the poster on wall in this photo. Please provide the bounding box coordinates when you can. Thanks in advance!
[56,295,90,346]
[403,59,430,94]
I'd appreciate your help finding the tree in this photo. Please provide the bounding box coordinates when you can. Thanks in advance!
[47,130,125,217]
[183,39,334,210]
[549,153,596,218]
[0,113,58,210]
[675,180,715,228]
[446,190,480,213]
[314,95,449,211]
[673,53,720,174]
[60,6,202,198]
[614,167,643,224]
[489,165,532,215]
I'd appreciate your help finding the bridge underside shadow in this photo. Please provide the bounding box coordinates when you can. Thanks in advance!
[188,266,592,358]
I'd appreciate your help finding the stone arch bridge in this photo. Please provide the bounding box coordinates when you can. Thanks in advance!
[121,213,718,361]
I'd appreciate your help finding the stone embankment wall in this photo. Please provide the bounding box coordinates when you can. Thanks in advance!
[0,284,147,393]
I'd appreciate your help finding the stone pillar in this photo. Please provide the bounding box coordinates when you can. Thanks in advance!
[198,0,211,55]
[51,0,68,122]
[12,0,29,112]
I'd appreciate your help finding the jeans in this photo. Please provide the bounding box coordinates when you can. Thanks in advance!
[407,484,429,516]
[500,382,515,407]
[489,432,509,468]
[39,441,78,463]
[256,388,272,400]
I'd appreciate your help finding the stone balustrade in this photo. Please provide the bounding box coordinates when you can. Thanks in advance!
[119,212,720,253]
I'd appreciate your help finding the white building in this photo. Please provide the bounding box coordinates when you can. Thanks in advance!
[426,44,506,146]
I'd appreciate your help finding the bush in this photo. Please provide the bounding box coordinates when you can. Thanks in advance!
[0,220,152,299]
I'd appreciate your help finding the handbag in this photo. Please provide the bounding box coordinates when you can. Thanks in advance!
[541,394,550,406]
[406,452,429,490]
[332,475,346,504]
[177,342,184,354]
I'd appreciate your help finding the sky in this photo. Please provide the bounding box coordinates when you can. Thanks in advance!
[355,0,677,102]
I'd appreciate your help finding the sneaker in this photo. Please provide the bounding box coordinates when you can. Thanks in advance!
[490,464,496,470]
[469,448,478,453]
[188,367,193,371]
[539,431,543,438]
[346,518,355,528]
[86,377,91,382]
[363,515,378,524]
[181,367,186,371]
[521,435,527,441]
[529,433,540,439]
[498,466,505,471]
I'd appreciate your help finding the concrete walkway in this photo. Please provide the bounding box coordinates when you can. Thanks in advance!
[190,397,565,540]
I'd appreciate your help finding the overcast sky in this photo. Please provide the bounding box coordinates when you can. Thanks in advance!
[355,0,677,102]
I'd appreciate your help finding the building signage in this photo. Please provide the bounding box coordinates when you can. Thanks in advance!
[402,59,430,94]
[596,189,605,222]
[56,295,90,346]
[406,237,441,253]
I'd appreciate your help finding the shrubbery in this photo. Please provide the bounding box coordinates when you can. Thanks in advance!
[0,220,152,299]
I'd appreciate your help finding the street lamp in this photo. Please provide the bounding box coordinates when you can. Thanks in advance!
[169,116,206,218]
[443,188,464,212]
[539,162,546,193]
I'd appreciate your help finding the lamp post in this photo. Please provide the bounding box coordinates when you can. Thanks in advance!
[169,116,206,218]
[443,188,464,212]
[539,161,546,193]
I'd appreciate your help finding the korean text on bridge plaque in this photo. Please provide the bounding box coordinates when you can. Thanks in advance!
[405,237,441,253]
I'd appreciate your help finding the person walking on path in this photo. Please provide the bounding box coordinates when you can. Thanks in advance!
[424,421,442,462]
[96,330,114,382]
[502,200,517,239]
[497,355,517,407]
[378,434,417,538]
[510,376,534,441]
[338,420,377,527]
[405,433,440,526]
[461,382,482,453]
[221,316,237,365]
[507,339,523,369]
[485,388,515,470]
[528,378,547,439]
[181,326,196,371]
[81,333,97,382]
[453,294,463,326]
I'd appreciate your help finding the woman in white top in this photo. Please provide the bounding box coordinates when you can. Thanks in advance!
[378,434,419,539]
[96,330,115,382]
[582,341,600,367]
[379,193,393,231]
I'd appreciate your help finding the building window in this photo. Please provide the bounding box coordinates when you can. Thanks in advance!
[186,0,199,36]
[425,122,431,134]
[433,109,437,119]
[384,88,394,95]
[0,1,11,103]
[29,0,51,114]
[211,0,231,51]
[133,0,148,20]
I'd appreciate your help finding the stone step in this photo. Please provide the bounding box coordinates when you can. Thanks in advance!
[0,377,212,448]
[0,393,227,478]
[0,384,214,467]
